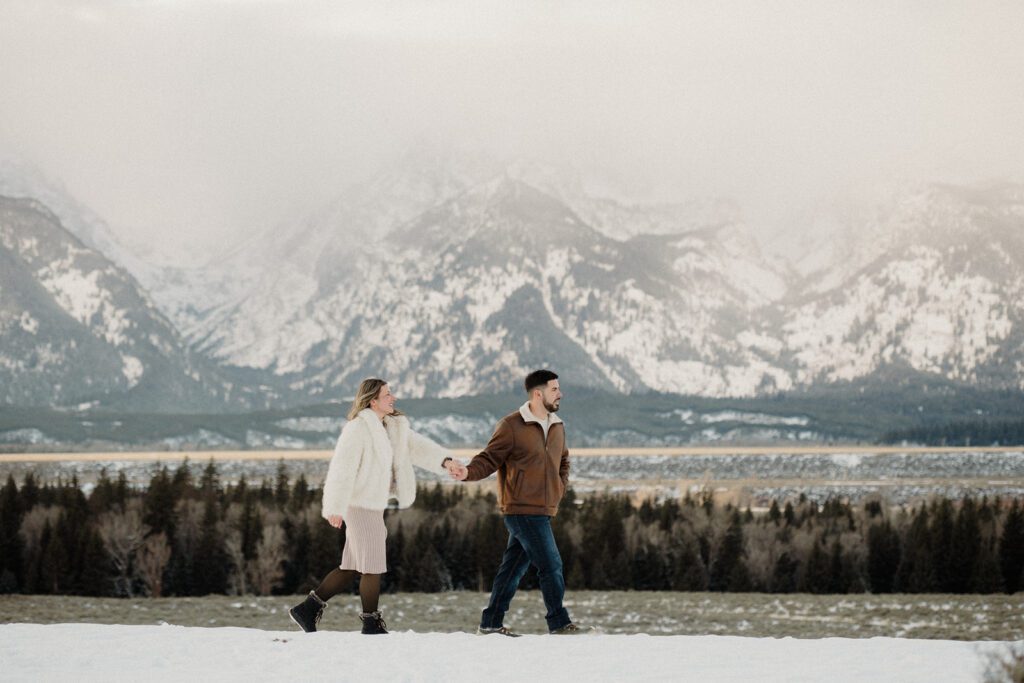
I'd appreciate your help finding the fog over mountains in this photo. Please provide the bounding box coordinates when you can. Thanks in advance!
[2,156,1023,411]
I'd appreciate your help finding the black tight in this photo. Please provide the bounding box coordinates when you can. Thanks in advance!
[357,574,381,613]
[313,568,381,613]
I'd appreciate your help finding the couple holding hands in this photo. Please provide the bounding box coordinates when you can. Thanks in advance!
[289,369,590,636]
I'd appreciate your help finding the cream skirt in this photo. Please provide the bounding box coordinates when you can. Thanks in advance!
[340,506,388,574]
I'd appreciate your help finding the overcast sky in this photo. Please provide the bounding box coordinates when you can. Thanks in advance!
[1,0,1023,255]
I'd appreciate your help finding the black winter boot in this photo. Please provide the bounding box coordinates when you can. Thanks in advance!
[359,611,388,634]
[289,591,326,633]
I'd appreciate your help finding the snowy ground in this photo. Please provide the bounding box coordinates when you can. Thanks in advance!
[1,622,1018,682]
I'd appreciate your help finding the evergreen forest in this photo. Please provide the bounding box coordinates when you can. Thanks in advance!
[1,461,1023,597]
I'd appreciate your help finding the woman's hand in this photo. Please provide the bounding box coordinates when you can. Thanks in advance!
[445,459,469,481]
[327,515,344,528]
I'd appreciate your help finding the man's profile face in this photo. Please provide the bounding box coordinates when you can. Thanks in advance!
[537,379,562,412]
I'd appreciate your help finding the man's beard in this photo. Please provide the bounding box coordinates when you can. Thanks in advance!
[543,399,560,413]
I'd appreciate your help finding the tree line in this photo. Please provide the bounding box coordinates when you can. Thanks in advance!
[881,419,1024,446]
[1,460,1023,597]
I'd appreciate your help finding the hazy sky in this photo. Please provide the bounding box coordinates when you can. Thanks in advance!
[2,0,1023,255]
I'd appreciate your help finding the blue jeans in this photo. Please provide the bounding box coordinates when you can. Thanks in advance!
[480,514,571,632]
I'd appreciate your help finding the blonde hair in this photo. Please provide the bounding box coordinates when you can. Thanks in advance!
[347,378,403,420]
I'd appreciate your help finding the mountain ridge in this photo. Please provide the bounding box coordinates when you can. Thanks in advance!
[2,159,1023,410]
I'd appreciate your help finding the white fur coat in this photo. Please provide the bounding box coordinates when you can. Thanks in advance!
[321,409,452,518]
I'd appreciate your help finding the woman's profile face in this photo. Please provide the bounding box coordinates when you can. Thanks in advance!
[371,383,396,415]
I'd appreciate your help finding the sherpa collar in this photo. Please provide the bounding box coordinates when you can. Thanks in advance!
[358,408,394,463]
[519,402,563,426]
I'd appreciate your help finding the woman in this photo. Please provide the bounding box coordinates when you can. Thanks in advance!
[288,378,460,634]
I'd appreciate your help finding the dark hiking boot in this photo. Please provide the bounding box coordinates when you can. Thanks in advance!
[359,611,388,634]
[550,622,595,635]
[289,591,326,633]
[476,626,521,637]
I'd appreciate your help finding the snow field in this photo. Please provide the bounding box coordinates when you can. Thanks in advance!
[1,623,1018,683]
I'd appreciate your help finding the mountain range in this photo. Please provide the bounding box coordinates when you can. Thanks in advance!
[2,153,1023,412]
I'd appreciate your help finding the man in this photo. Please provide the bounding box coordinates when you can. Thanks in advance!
[452,369,589,635]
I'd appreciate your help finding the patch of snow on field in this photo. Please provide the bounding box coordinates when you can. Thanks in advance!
[0,623,1017,683]
[0,428,55,444]
[245,431,307,449]
[829,453,865,468]
[412,414,497,446]
[699,411,810,426]
[274,417,345,433]
[160,430,239,449]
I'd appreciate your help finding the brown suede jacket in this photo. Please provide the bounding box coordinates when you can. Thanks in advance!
[464,409,570,516]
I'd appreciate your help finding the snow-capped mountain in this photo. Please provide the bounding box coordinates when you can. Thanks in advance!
[0,157,151,278]
[0,155,227,339]
[4,147,1024,409]
[780,183,1024,389]
[0,196,279,411]
[187,175,1024,400]
[191,177,793,398]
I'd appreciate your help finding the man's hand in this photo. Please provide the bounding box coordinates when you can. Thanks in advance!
[327,514,344,528]
[445,459,469,481]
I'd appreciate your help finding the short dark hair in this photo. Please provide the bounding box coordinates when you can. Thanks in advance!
[524,369,558,394]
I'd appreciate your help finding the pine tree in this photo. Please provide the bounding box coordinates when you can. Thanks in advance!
[446,527,477,590]
[783,502,796,526]
[971,537,1004,594]
[401,526,450,592]
[257,480,275,505]
[895,507,936,593]
[76,527,110,596]
[599,501,632,589]
[930,498,956,592]
[638,499,657,525]
[143,467,177,543]
[383,521,405,594]
[57,481,95,595]
[0,475,25,593]
[657,498,677,532]
[710,511,746,592]
[113,472,129,510]
[307,515,343,583]
[288,474,311,514]
[949,498,981,593]
[669,536,708,591]
[238,497,264,561]
[39,517,69,594]
[771,552,799,593]
[199,460,220,496]
[274,461,290,509]
[866,521,900,593]
[566,555,585,589]
[193,497,228,595]
[171,459,192,500]
[799,536,831,594]
[474,514,507,591]
[828,539,847,593]
[20,473,39,511]
[1000,500,1024,594]
[89,469,117,515]
[231,476,249,504]
[632,542,668,590]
